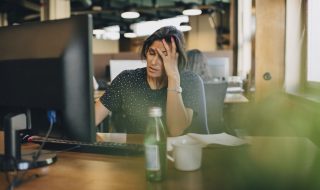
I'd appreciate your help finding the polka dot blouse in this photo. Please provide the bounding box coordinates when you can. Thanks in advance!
[100,67,199,133]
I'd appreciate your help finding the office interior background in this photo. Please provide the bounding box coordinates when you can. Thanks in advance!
[0,0,319,142]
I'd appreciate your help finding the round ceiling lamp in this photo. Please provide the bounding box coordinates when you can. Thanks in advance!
[179,22,192,32]
[124,28,137,38]
[121,7,140,19]
[182,4,202,16]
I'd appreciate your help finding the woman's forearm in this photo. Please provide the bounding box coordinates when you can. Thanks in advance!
[166,77,192,136]
[94,100,110,126]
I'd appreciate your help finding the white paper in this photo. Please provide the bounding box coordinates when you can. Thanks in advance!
[226,87,244,93]
[167,133,247,151]
[96,132,127,143]
[188,133,247,146]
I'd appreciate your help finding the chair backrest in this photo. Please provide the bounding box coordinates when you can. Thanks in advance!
[185,75,210,134]
[204,81,228,133]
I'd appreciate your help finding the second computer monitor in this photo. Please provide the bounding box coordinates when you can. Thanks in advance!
[109,60,147,81]
[207,57,230,80]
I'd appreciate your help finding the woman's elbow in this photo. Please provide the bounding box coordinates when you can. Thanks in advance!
[168,129,184,137]
[167,123,190,137]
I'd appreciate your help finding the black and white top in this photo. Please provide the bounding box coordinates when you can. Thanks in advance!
[100,67,199,133]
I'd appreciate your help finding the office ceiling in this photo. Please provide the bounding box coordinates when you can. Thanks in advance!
[0,0,230,29]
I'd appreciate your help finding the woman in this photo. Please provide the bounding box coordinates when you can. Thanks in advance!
[95,26,199,136]
[186,49,214,82]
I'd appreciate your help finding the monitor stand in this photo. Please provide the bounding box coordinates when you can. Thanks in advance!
[0,113,57,171]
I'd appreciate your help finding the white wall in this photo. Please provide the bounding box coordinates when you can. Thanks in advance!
[187,15,217,51]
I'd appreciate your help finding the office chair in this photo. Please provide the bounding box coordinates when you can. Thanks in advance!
[185,74,210,134]
[204,81,228,134]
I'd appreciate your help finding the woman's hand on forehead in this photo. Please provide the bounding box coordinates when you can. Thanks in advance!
[156,37,179,79]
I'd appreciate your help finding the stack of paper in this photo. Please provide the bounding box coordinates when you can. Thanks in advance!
[227,87,244,93]
[167,133,247,151]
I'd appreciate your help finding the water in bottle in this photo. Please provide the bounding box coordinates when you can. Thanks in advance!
[144,107,167,182]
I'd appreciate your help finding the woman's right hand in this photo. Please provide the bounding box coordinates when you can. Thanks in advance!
[157,37,180,82]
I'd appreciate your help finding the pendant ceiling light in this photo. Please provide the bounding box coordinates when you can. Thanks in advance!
[121,6,140,19]
[182,3,202,16]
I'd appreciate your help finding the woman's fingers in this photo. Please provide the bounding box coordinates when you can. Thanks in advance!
[161,37,178,61]
[156,47,166,61]
[162,38,170,55]
[161,37,177,56]
[158,38,179,78]
[170,36,177,54]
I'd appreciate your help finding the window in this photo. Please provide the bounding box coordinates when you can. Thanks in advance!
[285,0,319,101]
[307,0,320,83]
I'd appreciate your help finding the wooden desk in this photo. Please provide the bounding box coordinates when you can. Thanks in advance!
[2,133,319,190]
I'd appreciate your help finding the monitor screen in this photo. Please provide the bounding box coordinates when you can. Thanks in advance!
[109,60,146,81]
[207,57,230,80]
[0,15,95,143]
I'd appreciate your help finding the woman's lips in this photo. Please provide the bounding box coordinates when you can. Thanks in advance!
[148,67,159,73]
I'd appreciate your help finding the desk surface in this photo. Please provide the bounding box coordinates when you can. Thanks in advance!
[2,133,319,190]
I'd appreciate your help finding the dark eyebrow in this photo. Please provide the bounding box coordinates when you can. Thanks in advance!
[148,48,156,52]
[148,47,167,54]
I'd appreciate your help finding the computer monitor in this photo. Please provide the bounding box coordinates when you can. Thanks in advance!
[109,60,147,81]
[207,57,230,80]
[0,15,95,170]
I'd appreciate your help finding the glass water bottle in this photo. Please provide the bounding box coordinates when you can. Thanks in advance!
[144,107,167,182]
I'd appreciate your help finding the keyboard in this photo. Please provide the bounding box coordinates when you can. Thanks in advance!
[30,137,144,156]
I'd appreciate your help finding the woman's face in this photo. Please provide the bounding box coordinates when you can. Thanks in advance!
[146,40,170,79]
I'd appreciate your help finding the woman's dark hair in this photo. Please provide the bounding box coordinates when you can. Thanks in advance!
[141,26,187,71]
[186,49,213,82]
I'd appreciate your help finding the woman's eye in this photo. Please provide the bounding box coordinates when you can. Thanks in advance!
[149,51,156,56]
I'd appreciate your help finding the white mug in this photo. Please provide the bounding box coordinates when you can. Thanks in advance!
[167,137,203,171]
